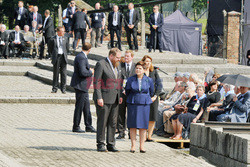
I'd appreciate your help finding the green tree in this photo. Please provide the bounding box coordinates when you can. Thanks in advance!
[191,0,207,20]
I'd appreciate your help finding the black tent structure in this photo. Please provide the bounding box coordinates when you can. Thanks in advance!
[161,10,202,55]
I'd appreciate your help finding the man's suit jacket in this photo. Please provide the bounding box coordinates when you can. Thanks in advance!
[48,35,69,65]
[108,11,123,30]
[124,9,140,29]
[9,31,25,43]
[125,75,154,105]
[70,52,93,92]
[66,7,75,24]
[14,7,29,25]
[72,11,91,30]
[93,58,122,104]
[230,91,250,123]
[119,62,136,80]
[40,16,55,39]
[148,12,164,32]
[28,12,43,27]
[0,31,8,43]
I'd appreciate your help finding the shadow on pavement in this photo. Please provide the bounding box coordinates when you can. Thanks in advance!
[28,146,97,151]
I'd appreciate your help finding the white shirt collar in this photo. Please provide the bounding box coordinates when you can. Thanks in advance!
[125,61,132,68]
[81,51,87,58]
[130,9,134,12]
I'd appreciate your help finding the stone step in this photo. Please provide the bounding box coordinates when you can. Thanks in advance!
[205,121,250,128]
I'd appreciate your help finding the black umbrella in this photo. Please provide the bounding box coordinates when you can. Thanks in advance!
[217,74,250,87]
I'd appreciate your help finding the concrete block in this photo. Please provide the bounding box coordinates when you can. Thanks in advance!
[201,125,209,149]
[208,128,218,153]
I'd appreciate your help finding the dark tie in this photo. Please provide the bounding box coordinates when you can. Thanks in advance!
[114,13,117,21]
[59,37,62,47]
[19,8,22,14]
[126,64,130,77]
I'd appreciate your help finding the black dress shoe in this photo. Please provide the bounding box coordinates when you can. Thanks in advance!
[148,49,152,53]
[61,90,66,94]
[72,128,85,133]
[140,150,146,153]
[159,50,163,53]
[130,150,135,153]
[116,134,125,139]
[146,138,154,142]
[51,90,57,93]
[97,146,107,152]
[86,126,96,133]
[107,146,119,152]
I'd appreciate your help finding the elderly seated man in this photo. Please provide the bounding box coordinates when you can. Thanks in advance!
[217,86,250,123]
[0,24,9,59]
[22,25,34,57]
[9,25,25,57]
[208,84,236,121]
[30,21,43,58]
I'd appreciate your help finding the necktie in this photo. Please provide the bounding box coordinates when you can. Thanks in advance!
[126,64,130,77]
[19,8,22,14]
[59,37,62,48]
[15,32,18,41]
[34,14,36,20]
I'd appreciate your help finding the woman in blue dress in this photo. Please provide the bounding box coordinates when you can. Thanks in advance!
[125,61,154,153]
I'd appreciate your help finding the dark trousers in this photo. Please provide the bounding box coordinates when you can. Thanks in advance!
[9,42,25,56]
[73,89,92,129]
[96,95,119,147]
[117,93,127,136]
[63,23,69,32]
[110,26,121,50]
[101,28,105,44]
[0,45,8,58]
[209,110,226,121]
[126,28,138,50]
[40,36,51,59]
[73,28,87,50]
[52,54,67,91]
[149,29,162,51]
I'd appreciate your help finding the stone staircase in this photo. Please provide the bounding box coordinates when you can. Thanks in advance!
[0,43,250,104]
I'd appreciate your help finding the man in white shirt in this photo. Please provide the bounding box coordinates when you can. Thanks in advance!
[48,27,69,93]
[9,25,25,57]
[108,5,123,51]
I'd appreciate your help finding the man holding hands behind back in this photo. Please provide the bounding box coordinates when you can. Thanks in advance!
[148,5,164,53]
[70,42,96,133]
[93,48,123,152]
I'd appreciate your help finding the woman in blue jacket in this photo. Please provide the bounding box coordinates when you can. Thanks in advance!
[125,61,155,153]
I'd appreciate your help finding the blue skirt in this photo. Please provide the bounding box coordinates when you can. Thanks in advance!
[127,103,150,129]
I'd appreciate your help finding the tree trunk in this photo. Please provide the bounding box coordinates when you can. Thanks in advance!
[173,1,179,12]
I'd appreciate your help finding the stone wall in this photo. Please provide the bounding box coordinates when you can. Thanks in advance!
[190,123,250,167]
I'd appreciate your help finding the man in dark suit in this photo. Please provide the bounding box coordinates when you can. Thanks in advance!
[70,42,96,133]
[108,5,123,51]
[124,3,140,51]
[0,24,9,59]
[116,50,136,139]
[66,0,76,32]
[148,5,164,53]
[28,6,43,28]
[14,1,29,30]
[39,10,55,59]
[9,25,25,57]
[48,26,69,94]
[71,7,91,50]
[93,48,123,152]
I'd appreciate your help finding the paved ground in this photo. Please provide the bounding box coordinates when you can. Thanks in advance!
[0,103,214,167]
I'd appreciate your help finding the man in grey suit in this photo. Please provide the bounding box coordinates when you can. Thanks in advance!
[48,26,69,94]
[71,7,91,50]
[93,48,123,152]
[117,50,136,139]
[217,86,250,123]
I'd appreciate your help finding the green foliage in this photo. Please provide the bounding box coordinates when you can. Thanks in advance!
[191,0,207,15]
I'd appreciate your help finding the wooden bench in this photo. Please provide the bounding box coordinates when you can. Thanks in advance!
[152,135,190,149]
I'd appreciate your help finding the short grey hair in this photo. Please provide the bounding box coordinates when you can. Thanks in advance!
[196,84,205,91]
[0,24,6,30]
[24,25,29,29]
[224,84,234,91]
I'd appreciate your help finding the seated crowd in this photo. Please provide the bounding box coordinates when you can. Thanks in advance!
[157,71,250,139]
